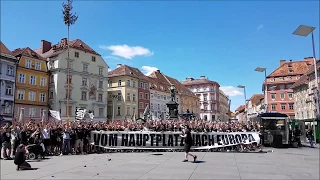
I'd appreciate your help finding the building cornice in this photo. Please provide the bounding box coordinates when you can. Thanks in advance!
[50,68,108,80]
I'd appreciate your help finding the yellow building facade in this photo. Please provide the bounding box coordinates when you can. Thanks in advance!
[13,47,49,120]
[181,95,200,114]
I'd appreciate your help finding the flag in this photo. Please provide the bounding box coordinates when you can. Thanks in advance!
[88,111,94,121]
[75,108,86,120]
[143,104,150,120]
[41,110,46,122]
[131,112,136,122]
[49,110,61,121]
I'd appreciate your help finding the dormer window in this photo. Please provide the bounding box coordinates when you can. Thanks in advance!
[289,67,293,72]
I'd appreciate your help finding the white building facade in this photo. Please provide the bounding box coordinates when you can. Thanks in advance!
[181,76,220,121]
[36,39,109,121]
[247,94,265,121]
[150,89,171,120]
[0,42,17,121]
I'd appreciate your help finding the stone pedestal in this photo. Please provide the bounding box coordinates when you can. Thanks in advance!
[166,101,179,119]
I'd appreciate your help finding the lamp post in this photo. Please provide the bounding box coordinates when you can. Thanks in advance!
[237,85,248,124]
[293,25,318,143]
[255,67,268,112]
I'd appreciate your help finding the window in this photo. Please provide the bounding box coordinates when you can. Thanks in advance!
[139,102,143,109]
[126,93,130,101]
[127,106,130,115]
[108,81,112,87]
[29,108,35,117]
[160,95,163,99]
[132,94,136,102]
[83,64,88,72]
[164,96,167,100]
[204,106,208,110]
[28,91,36,101]
[117,107,121,116]
[145,94,149,100]
[18,90,25,100]
[117,93,121,101]
[204,95,207,101]
[35,62,41,70]
[26,60,31,68]
[280,85,285,89]
[281,103,286,110]
[82,78,87,86]
[144,83,148,90]
[75,52,79,58]
[49,90,54,99]
[150,103,153,110]
[133,81,136,88]
[4,101,12,114]
[92,56,96,62]
[81,91,87,100]
[19,73,26,83]
[99,108,104,117]
[66,75,72,84]
[99,67,103,75]
[132,107,136,115]
[29,75,36,85]
[50,75,54,83]
[118,80,122,87]
[158,104,160,110]
[289,103,294,110]
[287,76,292,81]
[150,93,154,98]
[40,93,46,102]
[40,77,46,86]
[99,81,103,88]
[157,95,160,99]
[7,65,14,76]
[271,93,276,100]
[98,94,103,102]
[68,61,73,69]
[127,80,131,87]
[288,93,293,99]
[5,85,13,95]
[280,92,285,99]
[140,82,143,88]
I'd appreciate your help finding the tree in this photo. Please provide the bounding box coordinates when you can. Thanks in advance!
[62,0,78,121]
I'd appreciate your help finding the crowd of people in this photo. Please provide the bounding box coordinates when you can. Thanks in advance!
[0,119,261,160]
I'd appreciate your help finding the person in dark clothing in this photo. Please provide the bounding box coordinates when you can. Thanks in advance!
[180,126,197,162]
[307,128,315,148]
[293,126,302,147]
[14,144,32,170]
[2,127,12,160]
[74,125,85,154]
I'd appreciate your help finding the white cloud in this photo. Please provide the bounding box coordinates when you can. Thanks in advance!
[257,24,264,30]
[103,56,120,60]
[99,44,153,59]
[141,66,158,76]
[220,86,244,97]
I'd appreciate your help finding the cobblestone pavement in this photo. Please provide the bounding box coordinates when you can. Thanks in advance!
[1,147,319,179]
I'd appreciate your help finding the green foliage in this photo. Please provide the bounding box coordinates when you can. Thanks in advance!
[62,0,78,26]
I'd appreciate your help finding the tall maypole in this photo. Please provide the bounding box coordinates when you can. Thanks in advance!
[62,0,78,121]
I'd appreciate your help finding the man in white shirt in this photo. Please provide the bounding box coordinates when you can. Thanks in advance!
[42,127,51,155]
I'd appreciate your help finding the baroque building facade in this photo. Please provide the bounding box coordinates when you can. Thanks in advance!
[12,47,49,121]
[35,38,109,121]
[0,42,18,121]
[181,76,219,121]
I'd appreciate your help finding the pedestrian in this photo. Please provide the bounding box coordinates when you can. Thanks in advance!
[180,126,197,162]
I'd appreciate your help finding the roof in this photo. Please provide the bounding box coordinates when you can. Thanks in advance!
[12,47,44,60]
[146,76,171,94]
[34,38,100,58]
[0,41,16,59]
[181,77,220,87]
[267,59,313,78]
[249,94,264,106]
[149,70,198,98]
[108,64,147,81]
[291,62,320,89]
[235,105,245,112]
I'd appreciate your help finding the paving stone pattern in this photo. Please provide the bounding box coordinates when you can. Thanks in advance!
[1,147,319,179]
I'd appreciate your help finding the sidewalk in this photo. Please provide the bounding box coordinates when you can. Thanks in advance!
[302,142,320,149]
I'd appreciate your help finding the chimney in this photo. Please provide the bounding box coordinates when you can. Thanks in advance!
[200,76,206,79]
[117,64,122,68]
[280,60,286,66]
[157,70,161,73]
[289,59,292,62]
[186,77,194,81]
[41,40,52,54]
[61,38,67,46]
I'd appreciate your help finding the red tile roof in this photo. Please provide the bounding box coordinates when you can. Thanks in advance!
[12,47,45,60]
[236,105,245,112]
[34,38,100,58]
[291,62,320,89]
[181,77,220,87]
[108,64,147,81]
[249,94,264,106]
[267,58,313,78]
[0,41,14,56]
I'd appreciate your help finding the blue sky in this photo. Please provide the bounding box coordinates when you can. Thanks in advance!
[1,0,319,111]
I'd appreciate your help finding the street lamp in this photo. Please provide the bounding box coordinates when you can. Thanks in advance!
[255,67,268,112]
[293,25,318,143]
[237,85,248,124]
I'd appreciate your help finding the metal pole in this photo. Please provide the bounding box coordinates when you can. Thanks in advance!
[244,87,248,124]
[264,70,268,113]
[312,31,319,143]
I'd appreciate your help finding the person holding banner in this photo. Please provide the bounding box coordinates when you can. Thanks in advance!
[180,126,197,163]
